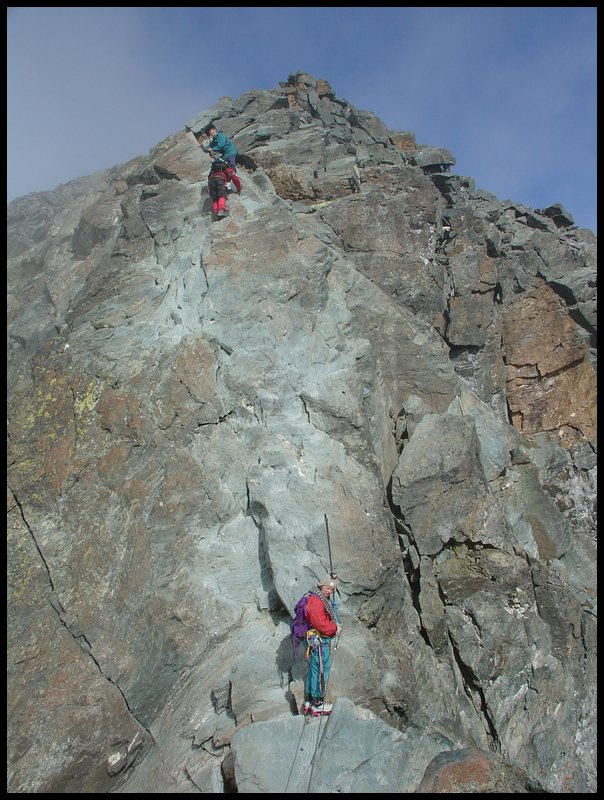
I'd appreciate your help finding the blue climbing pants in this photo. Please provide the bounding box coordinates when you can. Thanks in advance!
[305,637,332,701]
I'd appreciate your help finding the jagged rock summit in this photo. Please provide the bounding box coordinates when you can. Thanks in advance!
[7,71,596,793]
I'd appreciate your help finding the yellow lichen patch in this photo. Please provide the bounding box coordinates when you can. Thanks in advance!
[7,512,45,605]
[73,377,106,440]
[8,368,105,501]
[74,379,103,419]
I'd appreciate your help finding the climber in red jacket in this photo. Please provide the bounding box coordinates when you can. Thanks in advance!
[303,577,341,717]
[207,157,241,218]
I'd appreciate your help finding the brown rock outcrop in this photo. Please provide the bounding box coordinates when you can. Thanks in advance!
[502,282,597,446]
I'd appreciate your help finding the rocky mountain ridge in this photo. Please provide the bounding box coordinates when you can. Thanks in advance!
[7,71,596,793]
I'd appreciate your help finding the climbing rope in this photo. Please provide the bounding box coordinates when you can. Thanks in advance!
[283,637,337,793]
[283,713,308,793]
[304,652,335,793]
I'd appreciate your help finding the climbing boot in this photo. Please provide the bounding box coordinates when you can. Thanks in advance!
[310,701,333,716]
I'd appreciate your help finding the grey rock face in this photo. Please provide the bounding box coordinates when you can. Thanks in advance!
[7,72,596,793]
[231,698,457,793]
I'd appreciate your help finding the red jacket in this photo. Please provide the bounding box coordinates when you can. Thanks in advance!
[305,593,338,637]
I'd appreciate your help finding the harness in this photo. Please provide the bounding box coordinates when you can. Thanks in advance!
[305,628,324,658]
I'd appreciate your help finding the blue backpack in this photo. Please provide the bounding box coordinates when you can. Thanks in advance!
[290,593,311,658]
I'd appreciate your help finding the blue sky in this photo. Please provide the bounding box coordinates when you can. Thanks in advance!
[7,7,597,233]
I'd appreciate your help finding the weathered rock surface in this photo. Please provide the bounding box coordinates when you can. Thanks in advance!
[7,71,596,793]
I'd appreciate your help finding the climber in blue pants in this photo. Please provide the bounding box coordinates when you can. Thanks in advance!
[303,577,341,717]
